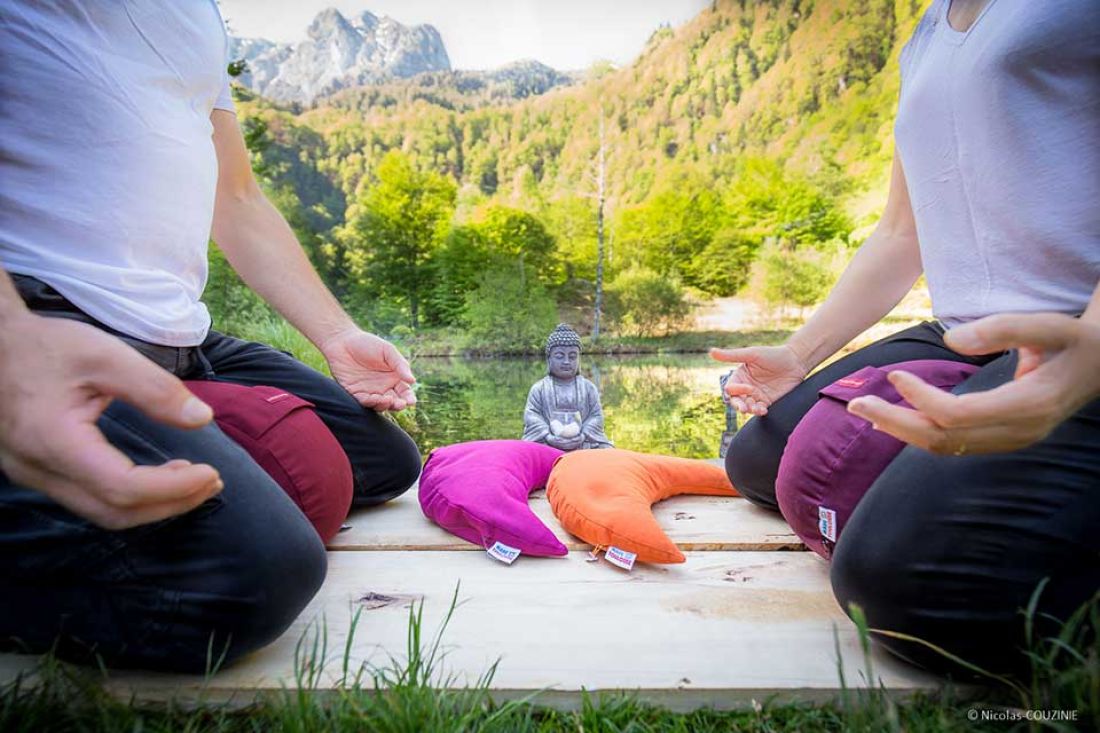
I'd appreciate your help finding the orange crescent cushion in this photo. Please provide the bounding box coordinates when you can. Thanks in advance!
[546,449,737,564]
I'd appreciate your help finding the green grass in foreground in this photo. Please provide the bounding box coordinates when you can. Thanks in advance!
[3,586,1096,733]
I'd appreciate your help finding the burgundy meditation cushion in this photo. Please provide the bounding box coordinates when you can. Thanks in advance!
[775,360,979,559]
[185,380,353,544]
[418,440,568,558]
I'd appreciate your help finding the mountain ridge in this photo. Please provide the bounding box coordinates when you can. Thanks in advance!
[229,6,578,106]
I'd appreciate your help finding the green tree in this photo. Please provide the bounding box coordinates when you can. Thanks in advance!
[753,239,834,316]
[614,171,723,289]
[463,265,558,353]
[469,205,558,285]
[339,151,456,328]
[424,225,493,327]
[605,265,691,337]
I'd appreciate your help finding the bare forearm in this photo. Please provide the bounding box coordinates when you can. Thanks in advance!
[1083,281,1100,325]
[212,190,354,349]
[0,270,29,323]
[786,227,922,370]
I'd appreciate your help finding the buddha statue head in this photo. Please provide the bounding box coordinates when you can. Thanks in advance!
[545,323,582,381]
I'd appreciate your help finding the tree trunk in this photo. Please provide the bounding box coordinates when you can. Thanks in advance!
[593,116,607,342]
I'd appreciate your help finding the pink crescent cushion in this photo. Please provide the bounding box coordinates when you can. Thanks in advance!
[418,440,568,557]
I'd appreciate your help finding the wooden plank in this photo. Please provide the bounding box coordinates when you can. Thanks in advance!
[330,489,803,552]
[2,551,939,710]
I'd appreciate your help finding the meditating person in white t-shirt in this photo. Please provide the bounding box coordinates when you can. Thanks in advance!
[712,0,1099,676]
[0,2,420,670]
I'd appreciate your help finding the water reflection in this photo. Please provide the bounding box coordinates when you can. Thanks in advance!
[401,354,734,459]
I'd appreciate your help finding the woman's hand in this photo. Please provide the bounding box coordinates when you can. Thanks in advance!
[710,344,810,416]
[321,328,417,412]
[847,313,1100,455]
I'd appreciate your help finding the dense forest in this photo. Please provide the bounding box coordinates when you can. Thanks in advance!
[208,0,928,352]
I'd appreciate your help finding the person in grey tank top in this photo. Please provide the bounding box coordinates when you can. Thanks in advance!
[713,0,1099,676]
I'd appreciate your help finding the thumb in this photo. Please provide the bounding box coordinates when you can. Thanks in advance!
[710,346,761,365]
[90,345,213,429]
[386,344,416,384]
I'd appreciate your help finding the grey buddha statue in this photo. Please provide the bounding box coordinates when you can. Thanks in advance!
[522,324,613,451]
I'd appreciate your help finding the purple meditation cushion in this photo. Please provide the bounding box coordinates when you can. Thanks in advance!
[418,440,568,558]
[776,360,979,559]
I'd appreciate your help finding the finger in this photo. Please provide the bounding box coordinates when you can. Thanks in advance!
[88,346,213,429]
[898,368,1051,427]
[887,371,966,425]
[1014,346,1044,379]
[724,381,756,397]
[945,313,1076,356]
[396,383,417,405]
[710,347,759,365]
[730,396,749,413]
[41,468,221,530]
[847,396,943,451]
[385,345,417,384]
[17,438,222,525]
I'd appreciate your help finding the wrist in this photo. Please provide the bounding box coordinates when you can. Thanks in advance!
[313,317,361,355]
[783,334,816,377]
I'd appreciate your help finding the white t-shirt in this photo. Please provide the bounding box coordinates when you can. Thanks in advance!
[895,0,1100,325]
[1,0,235,346]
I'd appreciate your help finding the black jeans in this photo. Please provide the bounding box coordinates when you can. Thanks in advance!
[725,322,1100,674]
[0,277,421,671]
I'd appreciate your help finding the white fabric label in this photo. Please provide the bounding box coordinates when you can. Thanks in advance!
[605,546,637,571]
[487,541,521,565]
[818,507,838,542]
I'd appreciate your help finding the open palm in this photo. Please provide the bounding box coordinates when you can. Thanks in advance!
[710,344,808,416]
[321,329,417,412]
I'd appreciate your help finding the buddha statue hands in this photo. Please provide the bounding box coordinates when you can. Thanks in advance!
[522,324,613,451]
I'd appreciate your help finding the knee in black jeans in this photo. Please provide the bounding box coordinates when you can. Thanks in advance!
[724,417,783,511]
[177,507,328,671]
[351,418,422,507]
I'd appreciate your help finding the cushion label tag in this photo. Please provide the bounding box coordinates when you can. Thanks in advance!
[818,507,837,542]
[487,541,521,565]
[605,546,637,571]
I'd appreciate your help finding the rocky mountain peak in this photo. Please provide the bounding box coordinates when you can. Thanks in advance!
[231,7,451,105]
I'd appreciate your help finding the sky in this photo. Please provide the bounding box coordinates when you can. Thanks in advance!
[217,0,712,71]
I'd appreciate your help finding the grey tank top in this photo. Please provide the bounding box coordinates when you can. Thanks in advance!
[895,0,1099,325]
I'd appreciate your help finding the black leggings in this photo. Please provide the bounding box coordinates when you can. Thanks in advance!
[725,322,1100,675]
[0,277,422,671]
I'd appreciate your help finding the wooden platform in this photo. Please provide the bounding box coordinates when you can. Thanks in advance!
[0,483,942,710]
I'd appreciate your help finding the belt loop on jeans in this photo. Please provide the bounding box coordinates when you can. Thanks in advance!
[196,347,217,380]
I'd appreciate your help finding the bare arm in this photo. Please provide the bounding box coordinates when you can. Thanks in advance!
[712,153,923,415]
[210,110,354,348]
[209,110,415,411]
[786,154,923,369]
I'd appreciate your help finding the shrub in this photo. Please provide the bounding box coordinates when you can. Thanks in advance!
[750,240,835,316]
[605,265,692,337]
[462,264,558,354]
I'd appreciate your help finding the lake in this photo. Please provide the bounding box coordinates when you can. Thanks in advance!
[398,353,741,459]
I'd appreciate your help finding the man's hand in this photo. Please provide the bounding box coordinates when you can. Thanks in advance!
[710,344,810,416]
[320,328,417,412]
[847,313,1100,455]
[0,313,223,530]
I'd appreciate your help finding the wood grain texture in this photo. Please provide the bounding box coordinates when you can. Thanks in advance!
[1,551,938,709]
[329,489,804,552]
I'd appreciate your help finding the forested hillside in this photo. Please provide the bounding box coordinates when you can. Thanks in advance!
[213,0,929,349]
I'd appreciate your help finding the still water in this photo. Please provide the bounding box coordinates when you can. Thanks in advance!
[399,353,738,459]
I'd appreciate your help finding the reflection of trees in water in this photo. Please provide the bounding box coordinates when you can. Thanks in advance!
[401,355,724,458]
